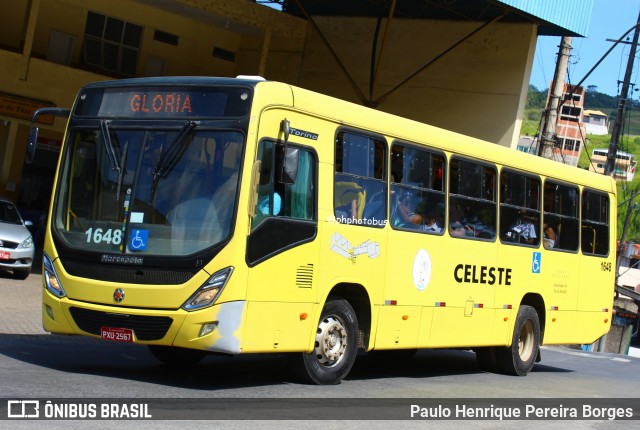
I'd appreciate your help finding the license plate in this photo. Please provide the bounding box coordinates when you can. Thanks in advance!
[100,326,134,342]
[0,251,9,260]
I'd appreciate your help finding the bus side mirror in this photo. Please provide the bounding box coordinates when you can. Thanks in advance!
[26,107,71,164]
[277,118,299,184]
[26,127,39,164]
[278,146,299,184]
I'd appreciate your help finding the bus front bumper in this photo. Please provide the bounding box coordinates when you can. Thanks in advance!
[42,289,246,354]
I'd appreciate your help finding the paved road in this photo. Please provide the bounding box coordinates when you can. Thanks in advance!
[1,267,639,430]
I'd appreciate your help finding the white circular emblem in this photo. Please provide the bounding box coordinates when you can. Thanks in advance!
[412,249,432,291]
[113,288,125,303]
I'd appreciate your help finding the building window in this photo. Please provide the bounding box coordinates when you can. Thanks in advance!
[154,30,178,46]
[212,47,236,62]
[81,11,142,76]
[47,31,74,65]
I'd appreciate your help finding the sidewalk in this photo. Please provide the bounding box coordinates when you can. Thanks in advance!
[0,270,46,335]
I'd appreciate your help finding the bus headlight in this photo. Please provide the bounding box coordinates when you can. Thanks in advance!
[43,252,66,298]
[182,267,233,311]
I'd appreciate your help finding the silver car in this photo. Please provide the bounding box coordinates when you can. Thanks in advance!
[0,197,35,279]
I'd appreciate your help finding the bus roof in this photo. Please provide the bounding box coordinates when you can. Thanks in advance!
[80,76,266,90]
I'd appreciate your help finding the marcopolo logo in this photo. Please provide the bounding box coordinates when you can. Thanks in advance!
[100,254,144,265]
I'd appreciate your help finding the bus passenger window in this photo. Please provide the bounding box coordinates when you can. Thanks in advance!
[334,131,386,227]
[581,189,609,256]
[390,142,445,233]
[543,181,579,251]
[499,170,541,247]
[448,157,496,240]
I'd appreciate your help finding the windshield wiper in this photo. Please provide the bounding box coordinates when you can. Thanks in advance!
[151,121,198,198]
[152,120,198,180]
[115,140,129,202]
[100,120,120,172]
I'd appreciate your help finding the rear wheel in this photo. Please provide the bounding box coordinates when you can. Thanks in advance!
[292,298,359,385]
[148,345,207,366]
[495,305,540,375]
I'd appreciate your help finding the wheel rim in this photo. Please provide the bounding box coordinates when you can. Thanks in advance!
[518,319,535,362]
[314,315,348,367]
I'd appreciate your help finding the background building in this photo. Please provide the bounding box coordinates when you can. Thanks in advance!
[0,0,593,213]
[583,109,610,135]
[552,84,587,167]
[589,148,637,181]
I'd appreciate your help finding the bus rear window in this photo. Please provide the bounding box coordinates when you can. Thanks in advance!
[74,86,252,118]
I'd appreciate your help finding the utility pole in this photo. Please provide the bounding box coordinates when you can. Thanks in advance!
[616,191,640,283]
[538,36,572,160]
[605,9,640,175]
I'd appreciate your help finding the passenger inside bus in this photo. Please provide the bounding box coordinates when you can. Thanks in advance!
[449,204,474,237]
[392,190,422,228]
[423,210,442,233]
[505,210,539,245]
[544,223,557,249]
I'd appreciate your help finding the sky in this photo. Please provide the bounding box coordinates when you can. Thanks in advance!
[530,0,640,96]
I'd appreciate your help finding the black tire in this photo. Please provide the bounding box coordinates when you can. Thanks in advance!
[292,298,359,385]
[148,345,207,366]
[13,269,30,280]
[495,305,540,376]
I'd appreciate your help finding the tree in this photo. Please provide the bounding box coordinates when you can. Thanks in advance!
[526,85,546,109]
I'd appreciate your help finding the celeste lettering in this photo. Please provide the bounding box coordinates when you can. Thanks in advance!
[454,263,512,285]
[130,94,192,113]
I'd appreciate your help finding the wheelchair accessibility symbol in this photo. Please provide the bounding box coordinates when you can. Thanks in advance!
[129,229,148,251]
[532,252,541,274]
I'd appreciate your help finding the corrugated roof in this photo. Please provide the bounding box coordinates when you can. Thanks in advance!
[496,0,593,36]
[284,1,593,36]
[584,109,608,117]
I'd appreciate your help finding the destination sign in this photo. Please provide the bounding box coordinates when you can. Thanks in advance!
[74,87,252,118]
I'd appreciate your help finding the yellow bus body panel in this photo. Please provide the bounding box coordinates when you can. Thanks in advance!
[42,79,617,358]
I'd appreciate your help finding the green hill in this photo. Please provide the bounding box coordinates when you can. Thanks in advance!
[520,111,640,243]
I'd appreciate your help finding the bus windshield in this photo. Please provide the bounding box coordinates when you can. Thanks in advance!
[53,124,244,257]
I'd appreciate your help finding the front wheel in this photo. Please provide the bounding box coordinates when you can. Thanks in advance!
[292,298,359,385]
[496,305,541,376]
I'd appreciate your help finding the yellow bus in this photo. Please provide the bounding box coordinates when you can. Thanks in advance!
[29,76,616,384]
